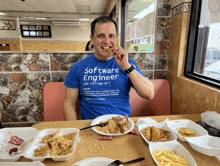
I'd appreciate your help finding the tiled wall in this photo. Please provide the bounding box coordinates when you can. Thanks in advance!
[0,0,173,127]
[167,0,220,115]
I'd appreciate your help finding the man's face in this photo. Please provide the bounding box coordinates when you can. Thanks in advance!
[90,22,117,60]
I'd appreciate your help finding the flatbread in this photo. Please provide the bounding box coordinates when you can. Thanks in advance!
[151,126,161,142]
[105,47,113,52]
[141,126,151,141]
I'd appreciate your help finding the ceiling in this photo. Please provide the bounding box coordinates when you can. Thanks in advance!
[0,0,112,21]
[0,0,154,23]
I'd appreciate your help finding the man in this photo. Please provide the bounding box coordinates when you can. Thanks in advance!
[64,16,154,120]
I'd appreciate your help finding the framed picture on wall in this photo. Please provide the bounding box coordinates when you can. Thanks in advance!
[29,25,35,30]
[36,25,42,30]
[22,25,29,30]
[20,25,51,37]
[0,20,16,30]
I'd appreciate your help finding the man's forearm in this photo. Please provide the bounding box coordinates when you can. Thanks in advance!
[63,101,78,121]
[128,69,154,100]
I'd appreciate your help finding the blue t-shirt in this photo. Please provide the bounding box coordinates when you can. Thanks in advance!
[64,54,145,120]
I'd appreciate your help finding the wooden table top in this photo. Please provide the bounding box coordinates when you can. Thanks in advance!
[19,114,220,166]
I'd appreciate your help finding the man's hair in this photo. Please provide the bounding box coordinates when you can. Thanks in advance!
[91,16,118,37]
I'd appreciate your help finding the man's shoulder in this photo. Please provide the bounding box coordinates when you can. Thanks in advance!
[73,54,94,66]
[79,54,94,61]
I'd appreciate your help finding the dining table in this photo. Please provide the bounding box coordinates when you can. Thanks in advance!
[18,114,220,166]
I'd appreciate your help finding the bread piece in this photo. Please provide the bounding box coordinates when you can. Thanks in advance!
[151,126,161,142]
[160,128,171,134]
[179,128,197,137]
[141,127,151,141]
[105,47,113,52]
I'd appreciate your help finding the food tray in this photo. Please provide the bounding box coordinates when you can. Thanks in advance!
[91,114,134,136]
[138,123,177,145]
[0,127,80,162]
[187,135,220,156]
[149,141,197,166]
[0,161,45,166]
[23,128,80,161]
[166,119,208,142]
[0,127,38,162]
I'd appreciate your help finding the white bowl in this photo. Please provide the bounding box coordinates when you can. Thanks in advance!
[138,123,177,145]
[166,119,208,142]
[23,128,80,161]
[91,114,134,136]
[187,135,220,156]
[149,141,197,166]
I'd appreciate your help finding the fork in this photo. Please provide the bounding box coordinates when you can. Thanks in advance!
[80,121,109,131]
[108,157,145,166]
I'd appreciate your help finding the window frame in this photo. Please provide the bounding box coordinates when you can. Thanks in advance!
[185,0,220,88]
[121,0,156,53]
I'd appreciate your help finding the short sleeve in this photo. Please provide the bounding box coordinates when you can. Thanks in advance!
[64,63,80,88]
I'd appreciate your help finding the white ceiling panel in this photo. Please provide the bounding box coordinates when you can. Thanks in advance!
[54,0,77,12]
[0,0,109,20]
[73,0,91,5]
[35,0,62,12]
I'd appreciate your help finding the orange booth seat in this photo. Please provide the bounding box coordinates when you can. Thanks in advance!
[43,79,171,122]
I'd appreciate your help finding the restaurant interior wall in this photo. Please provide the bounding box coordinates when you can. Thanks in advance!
[0,17,21,51]
[0,0,172,127]
[0,17,90,51]
[167,0,220,115]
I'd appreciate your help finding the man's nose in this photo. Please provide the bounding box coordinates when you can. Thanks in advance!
[103,37,111,44]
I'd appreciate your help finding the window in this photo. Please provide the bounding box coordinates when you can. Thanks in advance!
[185,0,220,88]
[122,0,156,53]
[20,25,51,37]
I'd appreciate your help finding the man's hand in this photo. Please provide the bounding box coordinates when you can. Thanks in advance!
[112,47,131,70]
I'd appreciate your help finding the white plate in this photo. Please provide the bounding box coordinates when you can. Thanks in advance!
[166,119,208,142]
[23,128,80,162]
[72,157,123,166]
[91,114,134,136]
[187,135,220,156]
[138,123,177,145]
[149,141,197,166]
[0,127,38,162]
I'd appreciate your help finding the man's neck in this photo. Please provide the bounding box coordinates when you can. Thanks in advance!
[94,53,113,61]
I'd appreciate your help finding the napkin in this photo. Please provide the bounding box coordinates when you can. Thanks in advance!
[201,111,220,130]
[135,117,170,126]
